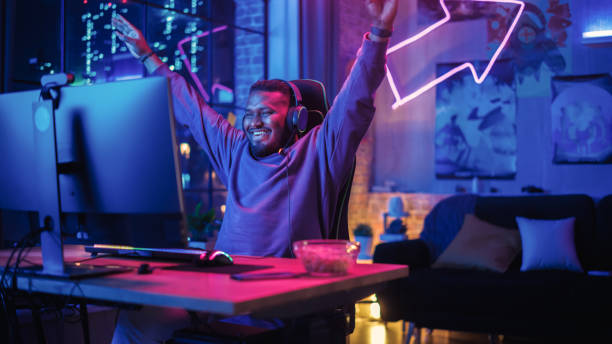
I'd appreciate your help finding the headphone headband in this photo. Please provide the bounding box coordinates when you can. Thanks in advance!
[285,80,303,107]
[281,80,308,134]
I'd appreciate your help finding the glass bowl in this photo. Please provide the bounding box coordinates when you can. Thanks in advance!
[292,239,361,276]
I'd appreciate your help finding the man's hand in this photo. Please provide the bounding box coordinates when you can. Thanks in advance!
[366,0,399,30]
[112,14,152,59]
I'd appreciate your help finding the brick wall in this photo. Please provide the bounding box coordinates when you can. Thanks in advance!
[336,0,370,88]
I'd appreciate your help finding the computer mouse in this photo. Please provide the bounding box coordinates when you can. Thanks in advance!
[137,263,153,274]
[195,250,234,267]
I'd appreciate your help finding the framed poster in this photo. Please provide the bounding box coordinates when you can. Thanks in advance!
[435,60,517,179]
[551,74,612,164]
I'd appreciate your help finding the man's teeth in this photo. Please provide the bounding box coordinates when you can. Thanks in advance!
[251,129,269,137]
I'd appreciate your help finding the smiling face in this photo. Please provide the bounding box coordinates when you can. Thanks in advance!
[243,90,292,157]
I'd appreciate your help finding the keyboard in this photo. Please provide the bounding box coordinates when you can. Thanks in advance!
[84,244,212,261]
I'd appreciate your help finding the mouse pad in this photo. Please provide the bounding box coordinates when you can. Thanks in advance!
[163,264,274,275]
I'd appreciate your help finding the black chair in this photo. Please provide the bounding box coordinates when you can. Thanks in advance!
[289,79,356,241]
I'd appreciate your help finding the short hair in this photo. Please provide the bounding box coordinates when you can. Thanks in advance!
[249,79,294,104]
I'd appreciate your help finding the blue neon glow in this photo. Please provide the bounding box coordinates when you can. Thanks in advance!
[582,30,612,38]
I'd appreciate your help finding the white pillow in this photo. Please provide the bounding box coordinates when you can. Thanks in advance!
[516,217,583,272]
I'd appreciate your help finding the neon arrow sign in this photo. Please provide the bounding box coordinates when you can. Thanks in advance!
[386,0,525,109]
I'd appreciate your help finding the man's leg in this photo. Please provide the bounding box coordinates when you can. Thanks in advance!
[111,306,191,344]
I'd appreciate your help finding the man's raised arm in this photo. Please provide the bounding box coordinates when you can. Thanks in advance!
[318,0,398,184]
[112,14,241,184]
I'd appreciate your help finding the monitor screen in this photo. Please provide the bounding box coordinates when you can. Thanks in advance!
[0,89,39,212]
[0,76,186,248]
[55,77,184,214]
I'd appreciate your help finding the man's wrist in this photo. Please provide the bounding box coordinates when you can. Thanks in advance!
[368,25,393,42]
[143,53,164,74]
[370,26,392,38]
[139,51,154,63]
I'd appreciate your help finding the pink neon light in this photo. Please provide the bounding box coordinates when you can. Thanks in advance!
[177,25,230,102]
[386,0,525,109]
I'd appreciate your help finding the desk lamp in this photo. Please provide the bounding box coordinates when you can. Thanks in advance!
[381,196,410,242]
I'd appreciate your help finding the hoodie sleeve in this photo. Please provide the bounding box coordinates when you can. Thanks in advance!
[154,65,244,185]
[317,34,388,186]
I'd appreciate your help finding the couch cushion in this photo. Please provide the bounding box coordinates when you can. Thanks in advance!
[516,216,582,272]
[474,194,597,270]
[379,268,612,337]
[432,214,521,272]
[373,239,430,269]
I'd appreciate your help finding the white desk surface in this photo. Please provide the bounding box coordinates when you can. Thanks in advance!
[1,245,409,317]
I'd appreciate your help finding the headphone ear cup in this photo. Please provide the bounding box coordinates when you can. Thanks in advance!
[286,107,297,132]
[294,106,309,133]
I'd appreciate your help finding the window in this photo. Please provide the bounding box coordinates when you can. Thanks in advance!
[2,0,267,224]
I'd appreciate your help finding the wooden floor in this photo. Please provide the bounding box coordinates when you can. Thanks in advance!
[348,320,550,344]
[348,302,540,344]
[348,320,539,344]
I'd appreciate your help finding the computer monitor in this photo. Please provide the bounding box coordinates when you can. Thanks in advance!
[0,76,186,276]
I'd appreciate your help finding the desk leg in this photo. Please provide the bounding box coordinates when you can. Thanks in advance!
[80,302,90,344]
[6,297,24,344]
[31,305,46,344]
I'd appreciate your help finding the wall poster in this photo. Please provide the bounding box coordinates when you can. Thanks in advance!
[551,74,612,164]
[435,60,517,179]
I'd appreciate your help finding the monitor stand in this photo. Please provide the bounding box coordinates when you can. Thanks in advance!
[15,264,132,280]
[29,84,129,279]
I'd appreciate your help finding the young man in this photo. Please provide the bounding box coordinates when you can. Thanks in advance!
[111,0,398,342]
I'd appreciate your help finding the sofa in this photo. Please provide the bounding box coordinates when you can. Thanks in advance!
[373,193,612,340]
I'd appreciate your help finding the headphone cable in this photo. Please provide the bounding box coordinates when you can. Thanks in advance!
[278,146,295,258]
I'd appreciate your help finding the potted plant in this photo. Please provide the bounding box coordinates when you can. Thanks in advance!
[380,218,408,243]
[353,224,373,260]
[187,202,218,249]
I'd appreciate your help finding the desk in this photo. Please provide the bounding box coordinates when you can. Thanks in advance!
[1,245,409,318]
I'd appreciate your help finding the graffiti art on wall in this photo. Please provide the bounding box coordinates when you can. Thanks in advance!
[435,60,517,179]
[551,74,612,164]
[417,0,572,98]
[387,0,524,108]
[509,0,572,97]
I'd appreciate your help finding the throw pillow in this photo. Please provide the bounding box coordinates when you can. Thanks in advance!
[432,214,522,272]
[516,216,583,272]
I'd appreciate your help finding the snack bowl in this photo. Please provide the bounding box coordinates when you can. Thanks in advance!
[292,239,361,276]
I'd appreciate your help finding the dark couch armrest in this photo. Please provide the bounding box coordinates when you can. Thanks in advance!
[373,239,431,269]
